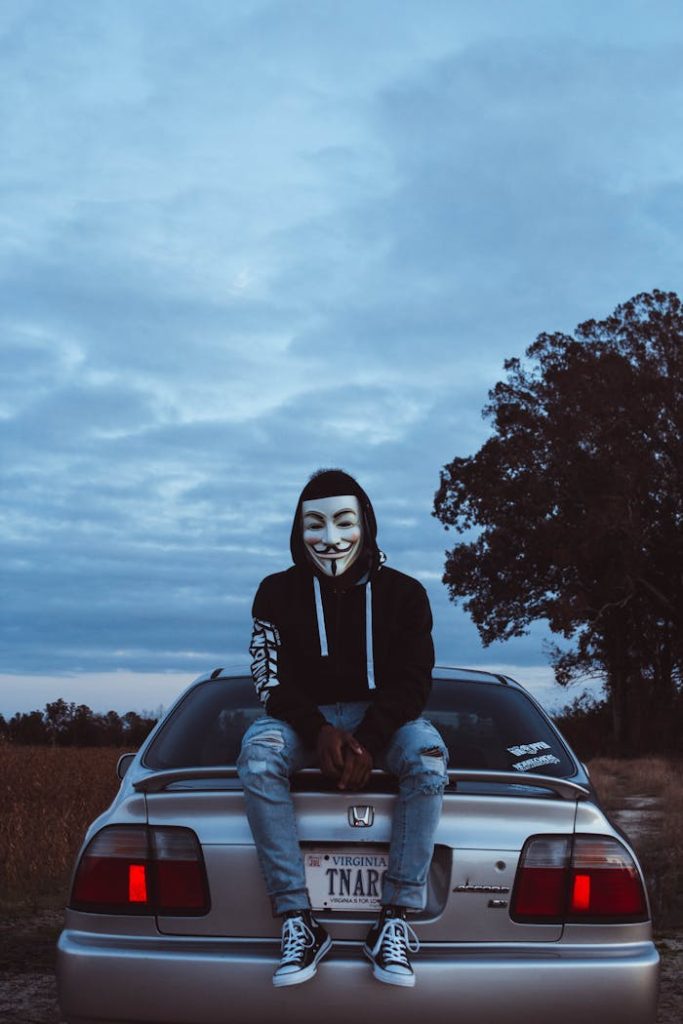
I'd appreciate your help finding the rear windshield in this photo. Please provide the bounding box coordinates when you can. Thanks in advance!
[143,676,575,779]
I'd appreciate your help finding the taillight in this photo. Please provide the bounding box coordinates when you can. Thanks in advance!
[153,828,208,914]
[70,826,209,916]
[70,826,152,913]
[511,834,648,924]
[510,836,571,921]
[567,837,647,920]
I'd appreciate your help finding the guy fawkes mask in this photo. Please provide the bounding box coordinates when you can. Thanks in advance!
[301,494,362,577]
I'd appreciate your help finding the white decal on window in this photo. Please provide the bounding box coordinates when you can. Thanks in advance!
[507,741,551,757]
[512,753,562,772]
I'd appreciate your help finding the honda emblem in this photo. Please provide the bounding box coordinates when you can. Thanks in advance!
[348,805,374,828]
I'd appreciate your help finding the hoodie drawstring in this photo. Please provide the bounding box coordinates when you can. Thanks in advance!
[312,576,375,690]
[365,583,375,689]
[313,575,328,656]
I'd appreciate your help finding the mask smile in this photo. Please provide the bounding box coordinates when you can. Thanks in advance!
[312,542,354,556]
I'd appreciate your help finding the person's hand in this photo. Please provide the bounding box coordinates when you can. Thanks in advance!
[316,724,344,778]
[316,724,355,778]
[337,743,373,791]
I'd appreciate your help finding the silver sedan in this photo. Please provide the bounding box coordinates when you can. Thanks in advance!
[57,667,659,1024]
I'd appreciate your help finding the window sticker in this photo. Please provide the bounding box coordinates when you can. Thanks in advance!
[507,741,561,773]
[511,753,561,772]
[507,741,551,757]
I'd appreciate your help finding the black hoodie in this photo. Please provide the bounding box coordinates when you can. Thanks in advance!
[249,470,434,756]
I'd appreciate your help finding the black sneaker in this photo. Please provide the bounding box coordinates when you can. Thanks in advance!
[272,910,332,987]
[363,906,419,987]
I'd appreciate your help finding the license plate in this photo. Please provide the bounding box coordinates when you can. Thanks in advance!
[304,846,389,911]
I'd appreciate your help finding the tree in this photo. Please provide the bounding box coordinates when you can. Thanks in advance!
[121,711,157,747]
[98,710,124,746]
[8,710,47,744]
[44,698,76,745]
[70,704,100,746]
[434,290,683,754]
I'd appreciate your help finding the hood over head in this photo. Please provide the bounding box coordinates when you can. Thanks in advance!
[290,468,382,581]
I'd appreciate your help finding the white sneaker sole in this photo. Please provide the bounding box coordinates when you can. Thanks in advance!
[273,934,332,987]
[362,945,416,987]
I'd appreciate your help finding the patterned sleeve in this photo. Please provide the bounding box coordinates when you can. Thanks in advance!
[248,575,328,746]
[249,617,281,707]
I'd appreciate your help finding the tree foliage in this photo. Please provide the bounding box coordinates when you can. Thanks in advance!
[434,290,683,753]
[0,700,158,747]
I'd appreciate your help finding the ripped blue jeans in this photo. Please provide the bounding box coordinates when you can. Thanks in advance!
[237,702,448,916]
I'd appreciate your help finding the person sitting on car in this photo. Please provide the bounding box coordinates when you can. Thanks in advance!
[237,468,448,988]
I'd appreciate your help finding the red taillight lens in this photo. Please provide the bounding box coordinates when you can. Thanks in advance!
[128,863,149,902]
[511,837,571,921]
[511,834,648,924]
[571,872,590,911]
[71,826,152,913]
[70,826,209,916]
[568,837,647,920]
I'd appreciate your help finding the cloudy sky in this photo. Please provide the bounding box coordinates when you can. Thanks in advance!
[2,0,682,717]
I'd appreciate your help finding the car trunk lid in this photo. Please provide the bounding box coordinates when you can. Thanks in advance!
[141,770,581,943]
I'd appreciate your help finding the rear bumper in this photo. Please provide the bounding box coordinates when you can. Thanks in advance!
[57,930,659,1024]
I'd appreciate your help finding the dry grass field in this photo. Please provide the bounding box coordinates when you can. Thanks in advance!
[0,746,123,908]
[588,756,683,930]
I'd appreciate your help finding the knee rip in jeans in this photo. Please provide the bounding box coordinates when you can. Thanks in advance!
[418,746,448,791]
[252,729,285,749]
[242,729,285,774]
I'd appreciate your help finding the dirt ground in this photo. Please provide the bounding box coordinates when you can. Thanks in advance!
[0,909,681,1023]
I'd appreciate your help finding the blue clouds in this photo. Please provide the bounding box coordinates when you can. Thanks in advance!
[2,1,682,709]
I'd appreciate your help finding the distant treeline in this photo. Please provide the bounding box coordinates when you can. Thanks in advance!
[0,698,159,747]
[552,690,683,759]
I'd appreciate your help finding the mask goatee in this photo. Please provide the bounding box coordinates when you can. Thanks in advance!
[331,560,337,576]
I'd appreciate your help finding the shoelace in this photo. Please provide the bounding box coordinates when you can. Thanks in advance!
[377,918,420,965]
[280,916,316,966]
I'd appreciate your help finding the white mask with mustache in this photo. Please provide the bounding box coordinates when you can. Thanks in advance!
[301,495,362,577]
